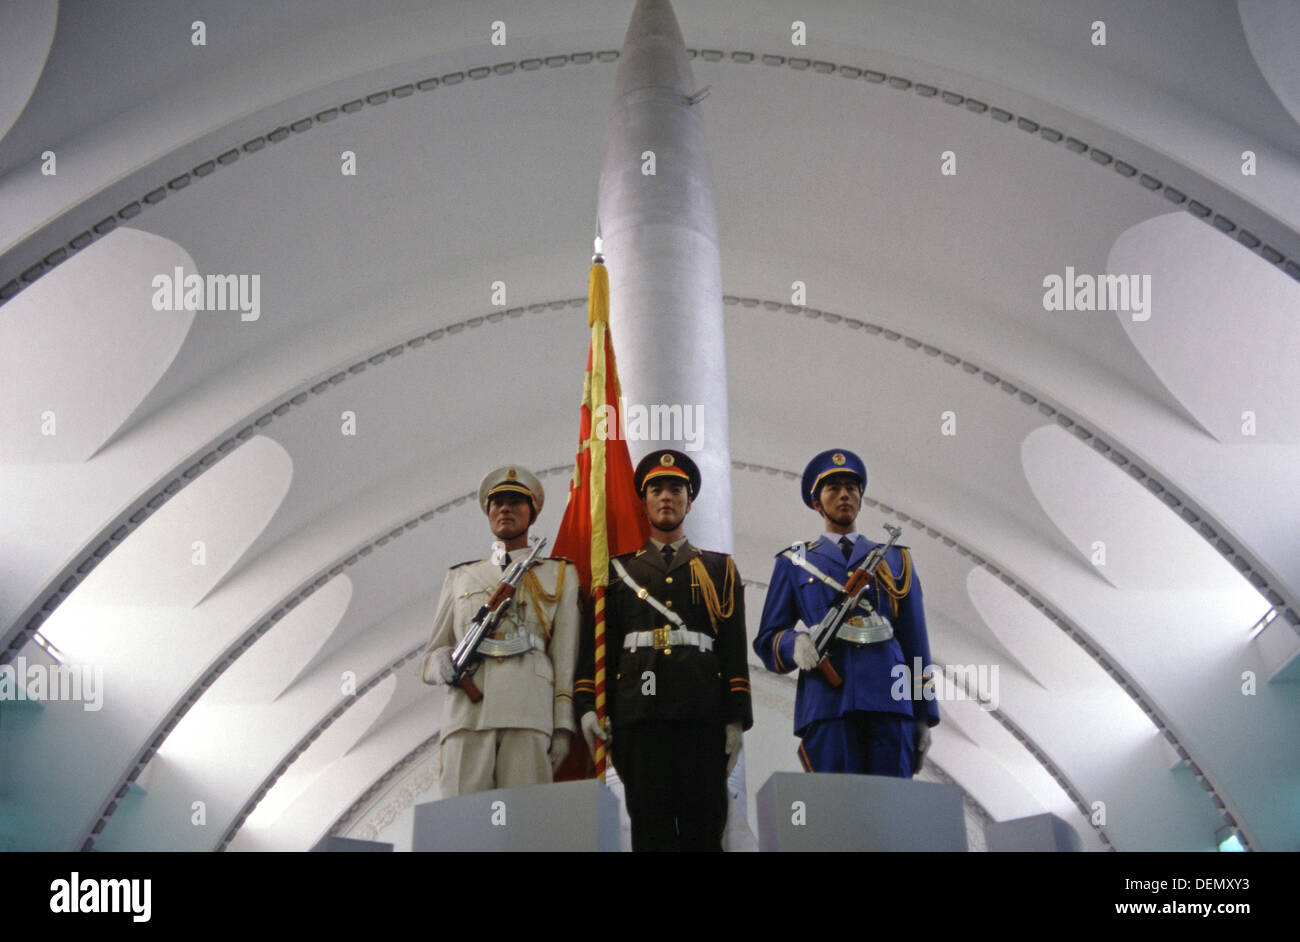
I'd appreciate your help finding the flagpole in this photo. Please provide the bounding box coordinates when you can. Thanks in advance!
[552,232,647,783]
[587,248,611,779]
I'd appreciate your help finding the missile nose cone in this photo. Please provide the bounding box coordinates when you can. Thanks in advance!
[614,0,694,98]
[595,0,730,552]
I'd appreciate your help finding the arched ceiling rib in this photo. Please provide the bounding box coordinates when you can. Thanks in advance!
[1112,212,1300,444]
[7,283,1289,847]
[1239,0,1300,131]
[1020,424,1265,595]
[205,574,352,705]
[6,275,1286,662]
[0,228,196,462]
[240,672,399,831]
[6,1,1300,263]
[57,447,1238,851]
[5,283,1289,847]
[962,567,1218,850]
[2,1,1296,853]
[227,687,442,852]
[7,70,1298,658]
[78,468,576,850]
[0,0,56,147]
[6,27,1300,305]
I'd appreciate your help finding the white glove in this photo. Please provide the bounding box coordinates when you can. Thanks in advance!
[913,720,932,773]
[432,647,456,685]
[793,633,820,671]
[724,722,743,776]
[549,729,572,771]
[580,711,610,755]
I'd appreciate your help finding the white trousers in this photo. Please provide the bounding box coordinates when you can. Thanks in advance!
[439,728,551,797]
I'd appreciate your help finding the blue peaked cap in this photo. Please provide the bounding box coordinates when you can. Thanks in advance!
[801,448,867,508]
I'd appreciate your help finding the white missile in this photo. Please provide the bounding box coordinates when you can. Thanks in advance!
[597,0,734,553]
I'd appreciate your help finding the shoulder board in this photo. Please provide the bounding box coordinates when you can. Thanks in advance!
[449,559,480,570]
[774,540,820,558]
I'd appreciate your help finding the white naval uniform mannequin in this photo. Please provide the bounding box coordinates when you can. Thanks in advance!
[422,554,580,796]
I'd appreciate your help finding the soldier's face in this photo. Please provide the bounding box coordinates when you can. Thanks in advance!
[644,480,690,531]
[813,476,862,526]
[488,493,532,540]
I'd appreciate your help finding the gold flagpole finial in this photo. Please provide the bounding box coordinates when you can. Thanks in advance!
[589,238,610,327]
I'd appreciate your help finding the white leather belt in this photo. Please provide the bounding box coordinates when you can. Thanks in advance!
[836,615,894,645]
[476,631,547,658]
[624,629,714,653]
[611,558,690,632]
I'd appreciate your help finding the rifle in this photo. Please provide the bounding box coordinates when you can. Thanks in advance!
[449,537,548,702]
[807,524,903,687]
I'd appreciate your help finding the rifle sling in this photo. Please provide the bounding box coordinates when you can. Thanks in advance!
[611,558,689,632]
[780,549,877,616]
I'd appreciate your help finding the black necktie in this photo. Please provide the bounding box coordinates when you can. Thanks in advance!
[502,552,512,570]
[662,545,675,567]
[839,536,853,562]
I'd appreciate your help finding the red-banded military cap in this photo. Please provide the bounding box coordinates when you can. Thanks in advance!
[634,449,701,499]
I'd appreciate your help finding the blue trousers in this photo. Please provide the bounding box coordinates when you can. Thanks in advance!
[798,711,914,778]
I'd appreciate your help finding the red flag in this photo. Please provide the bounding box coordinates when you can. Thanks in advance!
[552,257,648,780]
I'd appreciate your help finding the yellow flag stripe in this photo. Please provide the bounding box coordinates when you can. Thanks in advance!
[588,261,610,780]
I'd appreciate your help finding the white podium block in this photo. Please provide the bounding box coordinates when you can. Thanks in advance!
[413,779,621,852]
[985,813,1082,852]
[756,772,967,851]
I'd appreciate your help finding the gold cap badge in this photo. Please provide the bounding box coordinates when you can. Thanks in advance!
[832,453,846,465]
[661,453,675,466]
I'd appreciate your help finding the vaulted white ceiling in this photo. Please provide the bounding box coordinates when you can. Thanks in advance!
[1,0,1297,853]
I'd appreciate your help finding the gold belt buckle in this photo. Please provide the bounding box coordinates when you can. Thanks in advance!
[652,627,671,649]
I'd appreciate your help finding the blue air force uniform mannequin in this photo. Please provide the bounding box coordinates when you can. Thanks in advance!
[753,449,938,776]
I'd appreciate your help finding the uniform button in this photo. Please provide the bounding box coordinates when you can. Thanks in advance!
[665,600,673,607]
[808,577,814,583]
[665,576,673,584]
